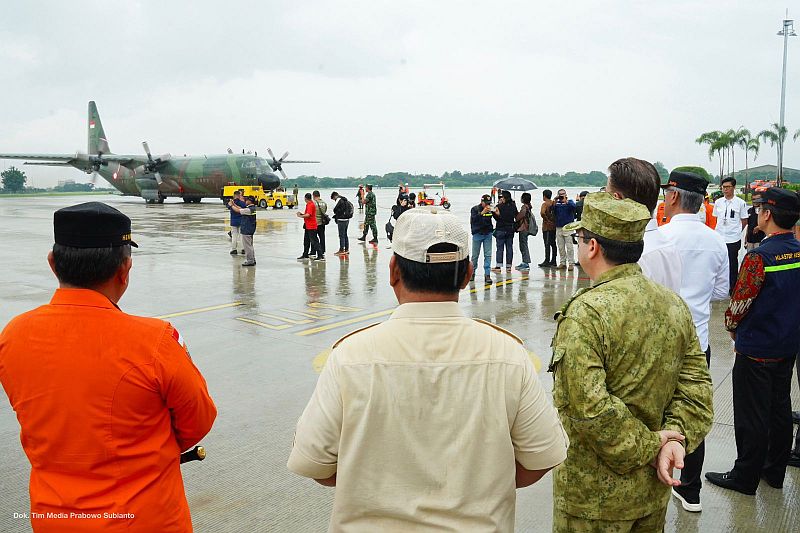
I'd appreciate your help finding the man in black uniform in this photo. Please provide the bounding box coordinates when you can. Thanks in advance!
[707,188,800,494]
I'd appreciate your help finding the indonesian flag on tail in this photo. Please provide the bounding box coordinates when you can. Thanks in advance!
[89,120,96,129]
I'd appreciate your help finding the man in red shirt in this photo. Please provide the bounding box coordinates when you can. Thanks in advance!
[0,202,216,532]
[297,192,322,261]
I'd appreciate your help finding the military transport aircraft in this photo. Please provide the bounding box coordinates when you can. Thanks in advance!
[0,102,318,203]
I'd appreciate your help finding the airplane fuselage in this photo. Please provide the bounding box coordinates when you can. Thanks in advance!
[97,154,281,202]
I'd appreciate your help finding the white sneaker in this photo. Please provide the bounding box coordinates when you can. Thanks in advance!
[671,488,702,513]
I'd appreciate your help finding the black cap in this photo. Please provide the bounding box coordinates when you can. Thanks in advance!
[481,194,491,203]
[662,170,709,195]
[752,187,800,212]
[54,202,138,248]
[579,190,589,197]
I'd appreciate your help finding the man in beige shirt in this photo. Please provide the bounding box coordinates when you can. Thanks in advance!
[288,206,568,532]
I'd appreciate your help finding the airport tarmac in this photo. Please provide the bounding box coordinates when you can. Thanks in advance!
[0,190,798,532]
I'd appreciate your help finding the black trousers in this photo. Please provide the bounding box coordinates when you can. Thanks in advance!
[726,240,741,294]
[303,228,321,257]
[542,230,557,263]
[303,226,326,256]
[732,353,796,488]
[679,346,711,498]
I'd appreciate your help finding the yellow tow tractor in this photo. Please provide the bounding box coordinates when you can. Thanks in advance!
[221,185,297,209]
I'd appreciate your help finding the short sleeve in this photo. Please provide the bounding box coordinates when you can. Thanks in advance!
[738,200,749,219]
[511,352,569,470]
[287,350,343,479]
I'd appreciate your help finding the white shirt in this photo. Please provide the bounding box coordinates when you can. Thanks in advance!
[288,302,568,532]
[639,219,682,293]
[713,196,748,243]
[660,214,729,350]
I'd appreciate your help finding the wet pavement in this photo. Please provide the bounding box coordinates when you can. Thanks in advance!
[0,191,798,532]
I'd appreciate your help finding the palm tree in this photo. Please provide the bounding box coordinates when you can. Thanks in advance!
[730,127,750,180]
[759,123,788,186]
[696,131,723,182]
[738,132,759,195]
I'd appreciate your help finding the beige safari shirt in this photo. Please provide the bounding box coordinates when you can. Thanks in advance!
[288,302,568,532]
[550,263,713,521]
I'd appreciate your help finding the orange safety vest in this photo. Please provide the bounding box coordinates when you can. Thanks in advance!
[656,202,671,226]
[704,201,717,229]
[0,288,217,532]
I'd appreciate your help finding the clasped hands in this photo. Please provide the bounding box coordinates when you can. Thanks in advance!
[651,430,686,487]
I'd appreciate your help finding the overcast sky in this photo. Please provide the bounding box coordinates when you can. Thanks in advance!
[1,1,799,186]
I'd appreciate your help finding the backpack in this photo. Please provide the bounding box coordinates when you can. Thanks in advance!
[343,198,354,219]
[527,209,538,236]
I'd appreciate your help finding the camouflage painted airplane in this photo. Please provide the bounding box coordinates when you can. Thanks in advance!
[0,101,318,203]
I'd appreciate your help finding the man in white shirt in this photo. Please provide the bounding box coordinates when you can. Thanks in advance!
[604,157,682,292]
[713,177,748,294]
[660,170,729,513]
[288,207,568,532]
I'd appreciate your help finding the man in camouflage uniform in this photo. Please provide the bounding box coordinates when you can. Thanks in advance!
[358,184,379,244]
[549,193,714,532]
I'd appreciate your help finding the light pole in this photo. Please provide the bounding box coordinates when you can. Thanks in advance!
[777,10,796,186]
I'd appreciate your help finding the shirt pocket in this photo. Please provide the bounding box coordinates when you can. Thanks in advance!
[548,346,569,410]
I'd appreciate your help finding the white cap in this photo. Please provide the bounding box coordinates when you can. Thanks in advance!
[392,206,470,263]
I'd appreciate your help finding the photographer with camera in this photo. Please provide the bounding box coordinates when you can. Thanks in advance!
[470,194,494,284]
[553,188,577,271]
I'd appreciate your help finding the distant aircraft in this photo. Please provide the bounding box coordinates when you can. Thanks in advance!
[0,102,318,203]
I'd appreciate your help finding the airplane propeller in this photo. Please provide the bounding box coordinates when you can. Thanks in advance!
[140,141,170,185]
[267,148,289,180]
[75,151,107,184]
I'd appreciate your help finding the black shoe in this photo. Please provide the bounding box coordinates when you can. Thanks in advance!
[230,250,238,255]
[314,255,325,261]
[671,486,702,512]
[792,411,800,425]
[357,236,366,242]
[297,255,309,260]
[484,275,493,284]
[705,471,756,495]
[787,452,800,468]
[548,261,558,266]
[537,261,550,267]
[369,239,378,244]
[241,261,256,267]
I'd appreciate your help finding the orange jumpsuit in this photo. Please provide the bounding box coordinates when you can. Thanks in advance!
[0,288,217,532]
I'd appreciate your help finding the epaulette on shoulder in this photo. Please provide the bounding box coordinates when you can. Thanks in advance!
[332,323,380,349]
[472,318,523,345]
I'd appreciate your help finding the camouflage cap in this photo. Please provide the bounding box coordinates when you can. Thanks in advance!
[564,192,650,242]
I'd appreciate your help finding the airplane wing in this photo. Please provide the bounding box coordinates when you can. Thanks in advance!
[274,159,320,164]
[0,152,147,170]
[0,153,77,161]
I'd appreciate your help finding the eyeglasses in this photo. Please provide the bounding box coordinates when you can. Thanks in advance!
[722,185,734,189]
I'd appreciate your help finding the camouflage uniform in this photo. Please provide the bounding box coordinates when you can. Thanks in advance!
[549,193,714,531]
[362,190,378,240]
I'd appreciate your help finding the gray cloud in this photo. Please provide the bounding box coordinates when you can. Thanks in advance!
[2,1,799,186]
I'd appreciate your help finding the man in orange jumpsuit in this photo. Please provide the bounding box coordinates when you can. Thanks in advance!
[0,202,217,532]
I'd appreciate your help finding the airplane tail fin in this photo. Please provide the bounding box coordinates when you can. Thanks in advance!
[88,101,111,155]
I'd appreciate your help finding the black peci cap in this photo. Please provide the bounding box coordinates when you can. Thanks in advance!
[752,187,800,212]
[661,170,709,195]
[54,202,138,248]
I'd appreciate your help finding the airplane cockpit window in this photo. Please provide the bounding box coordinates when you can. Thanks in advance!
[255,158,269,168]
[242,161,257,169]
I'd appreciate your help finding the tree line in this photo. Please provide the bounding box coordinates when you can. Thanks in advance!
[696,124,800,186]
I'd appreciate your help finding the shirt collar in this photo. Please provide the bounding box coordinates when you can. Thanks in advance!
[50,288,120,311]
[670,213,701,223]
[592,263,642,286]
[389,301,465,320]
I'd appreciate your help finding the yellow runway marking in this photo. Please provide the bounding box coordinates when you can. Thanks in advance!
[469,276,528,293]
[308,302,362,312]
[258,313,313,325]
[154,302,243,319]
[235,317,292,330]
[280,308,333,320]
[295,309,395,336]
